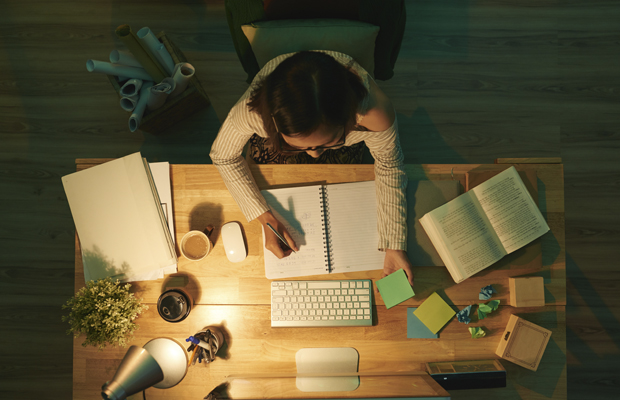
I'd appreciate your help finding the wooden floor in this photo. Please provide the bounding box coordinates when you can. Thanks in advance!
[0,1,618,399]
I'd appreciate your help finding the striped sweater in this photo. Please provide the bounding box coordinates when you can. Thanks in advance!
[209,51,407,250]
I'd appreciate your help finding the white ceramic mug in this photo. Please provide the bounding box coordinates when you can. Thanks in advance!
[180,230,212,261]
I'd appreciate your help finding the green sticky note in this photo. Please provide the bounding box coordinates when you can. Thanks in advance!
[376,269,415,309]
[414,292,456,334]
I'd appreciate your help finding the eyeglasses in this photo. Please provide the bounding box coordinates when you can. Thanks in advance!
[272,115,347,153]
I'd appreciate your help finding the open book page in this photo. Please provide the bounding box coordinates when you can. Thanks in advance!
[420,192,506,283]
[407,180,461,266]
[262,185,328,279]
[470,166,549,254]
[324,181,385,273]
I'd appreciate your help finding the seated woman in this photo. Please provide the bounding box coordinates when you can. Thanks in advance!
[210,50,413,287]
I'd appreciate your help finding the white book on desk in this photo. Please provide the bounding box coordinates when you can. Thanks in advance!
[62,152,177,282]
[261,181,385,279]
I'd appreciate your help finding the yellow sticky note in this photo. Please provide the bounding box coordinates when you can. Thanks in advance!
[413,292,456,334]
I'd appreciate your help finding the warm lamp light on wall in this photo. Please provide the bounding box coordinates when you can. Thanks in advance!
[101,338,187,400]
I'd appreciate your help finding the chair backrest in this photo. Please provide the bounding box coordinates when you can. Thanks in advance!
[225,0,406,83]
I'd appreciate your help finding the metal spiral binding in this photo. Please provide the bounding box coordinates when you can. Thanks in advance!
[319,186,334,272]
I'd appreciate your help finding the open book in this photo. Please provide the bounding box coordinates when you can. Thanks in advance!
[419,167,549,283]
[62,152,177,282]
[261,181,385,279]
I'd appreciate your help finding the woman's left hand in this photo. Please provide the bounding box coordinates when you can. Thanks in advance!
[381,249,415,289]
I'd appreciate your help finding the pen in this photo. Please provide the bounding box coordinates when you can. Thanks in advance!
[188,344,199,368]
[266,223,296,253]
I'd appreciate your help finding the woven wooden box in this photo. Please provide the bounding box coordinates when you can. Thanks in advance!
[496,314,552,371]
[107,32,210,134]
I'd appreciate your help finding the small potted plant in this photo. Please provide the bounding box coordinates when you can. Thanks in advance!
[62,277,148,350]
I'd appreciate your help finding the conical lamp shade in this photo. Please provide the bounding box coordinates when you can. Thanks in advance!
[101,345,164,400]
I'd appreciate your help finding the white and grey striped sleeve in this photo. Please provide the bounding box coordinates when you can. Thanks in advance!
[363,116,408,251]
[209,102,270,222]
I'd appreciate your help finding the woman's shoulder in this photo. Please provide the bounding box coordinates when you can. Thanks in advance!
[356,79,395,132]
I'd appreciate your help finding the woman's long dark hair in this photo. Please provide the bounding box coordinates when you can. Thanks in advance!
[248,51,368,150]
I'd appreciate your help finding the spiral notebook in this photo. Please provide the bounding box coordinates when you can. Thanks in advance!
[261,181,385,279]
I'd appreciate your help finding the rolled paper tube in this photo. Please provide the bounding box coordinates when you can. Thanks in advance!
[86,59,152,81]
[115,24,166,82]
[109,49,142,68]
[120,96,137,112]
[137,27,175,75]
[169,63,195,98]
[156,43,175,75]
[129,81,154,132]
[120,78,143,98]
[146,78,174,111]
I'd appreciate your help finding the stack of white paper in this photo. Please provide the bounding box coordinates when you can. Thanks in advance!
[62,152,177,282]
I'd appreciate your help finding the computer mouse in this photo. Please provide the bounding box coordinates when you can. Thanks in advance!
[221,222,247,263]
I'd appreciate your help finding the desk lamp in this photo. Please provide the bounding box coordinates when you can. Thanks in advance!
[101,338,188,400]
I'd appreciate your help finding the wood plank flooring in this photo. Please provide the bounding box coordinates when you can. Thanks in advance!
[1,1,618,399]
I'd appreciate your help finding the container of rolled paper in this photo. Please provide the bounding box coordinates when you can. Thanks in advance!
[106,31,210,134]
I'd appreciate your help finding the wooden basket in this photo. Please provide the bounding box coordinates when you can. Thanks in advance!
[107,31,210,134]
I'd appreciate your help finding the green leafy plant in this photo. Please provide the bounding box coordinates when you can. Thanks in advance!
[62,277,148,350]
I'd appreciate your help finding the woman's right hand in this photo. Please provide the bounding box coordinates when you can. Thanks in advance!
[257,211,298,259]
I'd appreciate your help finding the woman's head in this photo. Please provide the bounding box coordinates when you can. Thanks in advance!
[248,51,368,156]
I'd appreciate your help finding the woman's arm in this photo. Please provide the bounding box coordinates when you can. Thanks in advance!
[209,106,270,221]
[358,80,414,287]
[209,103,298,259]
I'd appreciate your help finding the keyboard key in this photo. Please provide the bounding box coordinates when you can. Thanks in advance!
[308,282,341,289]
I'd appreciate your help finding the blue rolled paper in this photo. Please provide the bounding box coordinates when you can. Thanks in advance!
[457,305,472,324]
[479,284,497,300]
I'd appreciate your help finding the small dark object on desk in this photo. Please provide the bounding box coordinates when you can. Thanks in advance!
[157,288,192,323]
[426,360,507,390]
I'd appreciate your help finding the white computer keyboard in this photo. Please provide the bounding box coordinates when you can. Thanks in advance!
[270,279,373,327]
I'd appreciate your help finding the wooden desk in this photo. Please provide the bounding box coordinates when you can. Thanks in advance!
[72,162,566,400]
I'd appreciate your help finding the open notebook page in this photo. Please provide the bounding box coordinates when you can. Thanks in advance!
[324,181,385,272]
[262,185,328,279]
